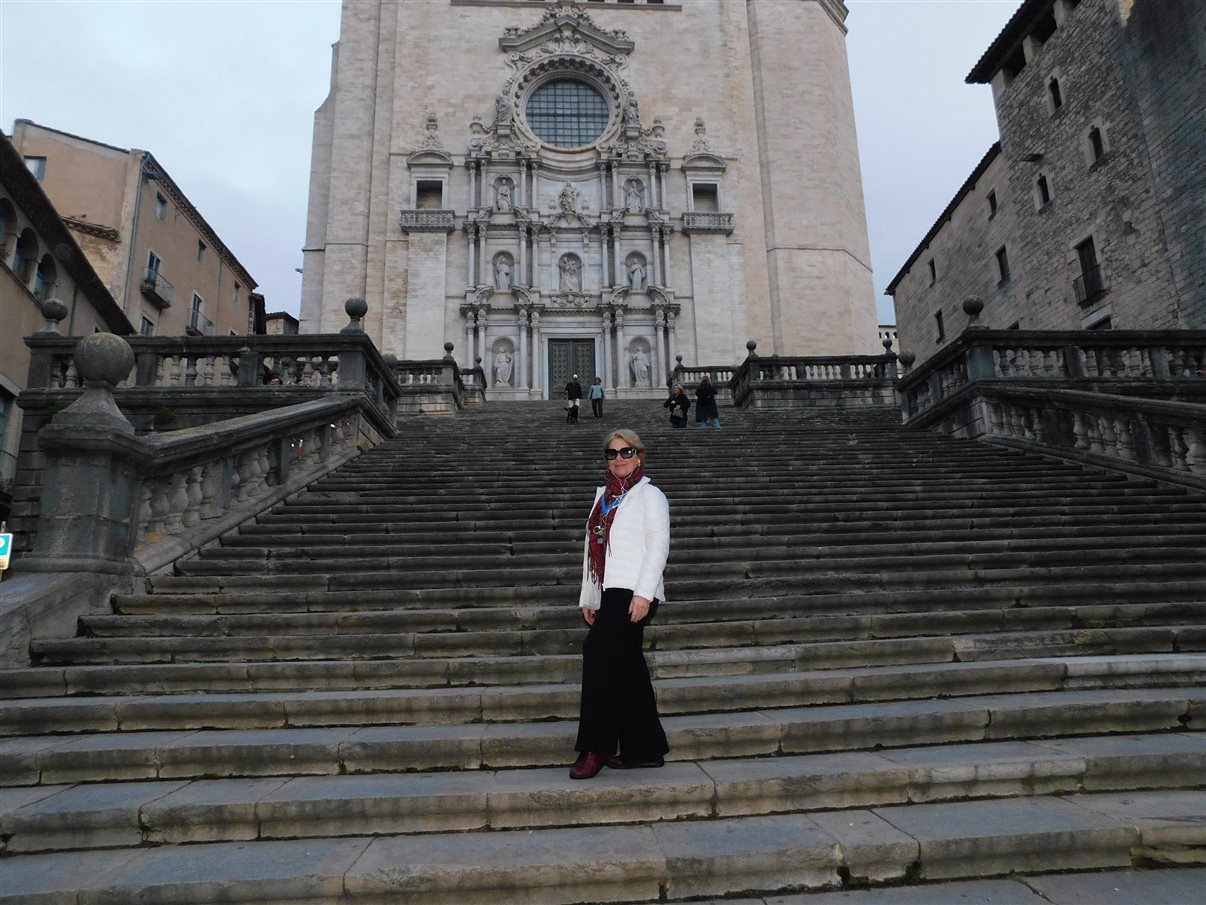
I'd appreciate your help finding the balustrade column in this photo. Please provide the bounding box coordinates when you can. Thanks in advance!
[614,309,627,390]
[531,310,543,396]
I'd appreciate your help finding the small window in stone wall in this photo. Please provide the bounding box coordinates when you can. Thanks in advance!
[1088,316,1112,330]
[1032,10,1057,44]
[927,259,936,284]
[140,316,155,336]
[1088,127,1105,163]
[1002,45,1027,82]
[691,184,719,212]
[1048,77,1063,112]
[987,191,998,218]
[1036,175,1052,207]
[416,180,443,210]
[995,246,1010,284]
[934,310,945,343]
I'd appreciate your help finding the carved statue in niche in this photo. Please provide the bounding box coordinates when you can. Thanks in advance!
[624,178,644,214]
[495,177,513,212]
[558,255,582,292]
[493,254,513,291]
[627,255,647,292]
[623,95,640,127]
[493,349,513,388]
[558,182,579,214]
[630,347,651,388]
[495,93,513,127]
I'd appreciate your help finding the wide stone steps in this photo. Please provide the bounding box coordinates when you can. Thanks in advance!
[5,403,1204,901]
[2,681,1202,785]
[3,733,1202,856]
[3,655,1203,738]
[2,790,1203,904]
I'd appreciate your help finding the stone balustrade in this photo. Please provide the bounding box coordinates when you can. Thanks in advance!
[680,211,735,235]
[728,343,899,410]
[670,360,736,403]
[392,344,470,415]
[980,386,1205,491]
[899,329,1206,421]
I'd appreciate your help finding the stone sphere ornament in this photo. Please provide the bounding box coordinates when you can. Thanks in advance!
[963,296,985,324]
[75,332,135,387]
[341,297,368,334]
[38,297,69,334]
[899,350,917,370]
[746,340,758,357]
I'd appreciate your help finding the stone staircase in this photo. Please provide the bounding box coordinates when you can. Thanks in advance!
[2,401,1204,903]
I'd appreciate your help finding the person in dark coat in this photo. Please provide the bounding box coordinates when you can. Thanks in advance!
[695,375,721,428]
[663,383,690,428]
[565,374,583,424]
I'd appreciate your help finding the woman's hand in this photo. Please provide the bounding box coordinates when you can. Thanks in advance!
[583,607,596,625]
[629,595,651,623]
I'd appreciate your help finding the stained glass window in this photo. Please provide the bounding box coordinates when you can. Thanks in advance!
[526,80,609,148]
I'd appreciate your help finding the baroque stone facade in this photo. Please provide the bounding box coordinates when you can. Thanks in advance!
[888,0,1206,367]
[301,0,879,398]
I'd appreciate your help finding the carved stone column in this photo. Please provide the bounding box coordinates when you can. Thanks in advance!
[600,224,610,287]
[666,310,677,371]
[517,306,530,390]
[463,310,476,368]
[610,163,620,209]
[466,223,477,287]
[468,161,478,210]
[531,309,543,396]
[660,226,672,288]
[601,308,614,395]
[518,224,528,286]
[649,227,661,287]
[654,309,668,387]
[614,307,627,389]
[517,162,527,209]
[475,310,488,367]
[658,162,668,213]
[613,226,624,287]
[647,162,658,210]
[477,224,487,286]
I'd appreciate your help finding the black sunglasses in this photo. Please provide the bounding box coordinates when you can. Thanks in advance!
[604,446,639,460]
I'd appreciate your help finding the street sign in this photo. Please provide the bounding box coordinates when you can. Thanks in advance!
[0,533,11,571]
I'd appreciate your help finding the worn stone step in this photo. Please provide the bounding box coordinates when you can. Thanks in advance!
[2,655,1202,738]
[3,734,1202,855]
[112,577,1206,617]
[30,620,1205,669]
[2,684,1202,786]
[2,790,1202,903]
[78,599,1206,641]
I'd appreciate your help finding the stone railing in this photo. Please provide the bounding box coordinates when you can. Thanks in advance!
[896,319,1206,491]
[2,333,391,667]
[728,342,899,410]
[460,364,488,405]
[398,209,457,233]
[899,329,1206,422]
[392,344,469,415]
[680,212,735,235]
[670,359,736,404]
[979,386,1205,491]
[20,298,402,435]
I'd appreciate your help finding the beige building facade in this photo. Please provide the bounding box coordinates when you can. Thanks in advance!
[888,0,1205,367]
[9,121,258,341]
[0,133,132,507]
[302,0,879,398]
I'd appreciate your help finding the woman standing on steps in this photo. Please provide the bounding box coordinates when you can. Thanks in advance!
[570,429,671,780]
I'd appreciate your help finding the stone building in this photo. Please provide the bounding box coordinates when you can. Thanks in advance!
[301,0,879,399]
[8,120,259,341]
[887,0,1205,367]
[0,133,132,510]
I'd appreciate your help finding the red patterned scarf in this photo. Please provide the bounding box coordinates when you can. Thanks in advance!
[586,465,644,588]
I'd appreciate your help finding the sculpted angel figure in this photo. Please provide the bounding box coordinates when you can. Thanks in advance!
[559,256,582,292]
[493,350,513,387]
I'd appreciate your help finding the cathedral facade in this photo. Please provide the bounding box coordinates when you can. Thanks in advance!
[301,0,878,399]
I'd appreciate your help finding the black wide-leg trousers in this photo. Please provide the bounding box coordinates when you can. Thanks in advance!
[574,587,669,761]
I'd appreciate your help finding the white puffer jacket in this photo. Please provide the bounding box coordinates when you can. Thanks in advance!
[578,476,670,609]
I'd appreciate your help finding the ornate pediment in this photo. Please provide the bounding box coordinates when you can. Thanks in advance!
[500,7,634,58]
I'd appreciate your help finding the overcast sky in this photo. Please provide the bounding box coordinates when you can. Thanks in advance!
[0,0,1018,326]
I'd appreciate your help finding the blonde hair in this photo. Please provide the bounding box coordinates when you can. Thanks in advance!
[602,428,646,460]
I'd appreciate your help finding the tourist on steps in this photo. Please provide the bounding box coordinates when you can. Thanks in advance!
[570,429,671,779]
[565,374,583,424]
[664,383,691,428]
[695,375,721,428]
[589,376,605,418]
